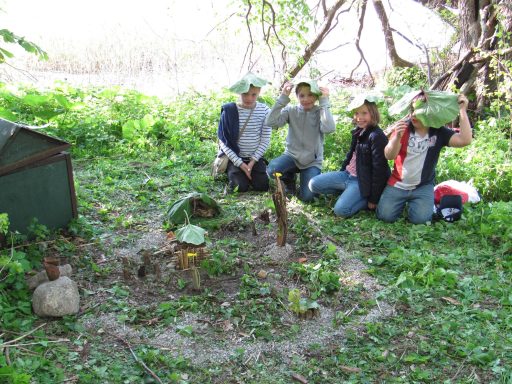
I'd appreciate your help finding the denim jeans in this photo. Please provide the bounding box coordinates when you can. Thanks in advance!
[376,184,434,224]
[267,154,320,202]
[309,171,367,217]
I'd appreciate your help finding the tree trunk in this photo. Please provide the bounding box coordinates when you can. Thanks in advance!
[459,0,480,51]
[372,0,414,68]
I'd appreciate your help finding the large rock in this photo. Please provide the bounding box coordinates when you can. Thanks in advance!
[27,264,73,290]
[32,276,80,317]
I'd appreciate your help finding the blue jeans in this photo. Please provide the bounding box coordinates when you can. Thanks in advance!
[267,154,320,202]
[309,171,367,218]
[376,184,434,224]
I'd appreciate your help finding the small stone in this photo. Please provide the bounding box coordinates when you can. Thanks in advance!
[27,264,73,290]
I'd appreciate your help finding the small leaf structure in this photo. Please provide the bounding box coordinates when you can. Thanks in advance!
[175,224,206,246]
[167,192,220,226]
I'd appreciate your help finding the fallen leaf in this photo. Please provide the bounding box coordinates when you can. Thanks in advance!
[340,365,361,373]
[166,231,176,240]
[441,296,462,306]
[291,372,308,383]
[222,320,234,332]
[257,270,268,279]
[298,257,308,263]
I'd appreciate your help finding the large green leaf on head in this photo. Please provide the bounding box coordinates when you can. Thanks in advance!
[166,192,220,227]
[389,90,459,128]
[346,93,384,113]
[228,72,268,94]
[175,224,206,246]
[292,78,321,96]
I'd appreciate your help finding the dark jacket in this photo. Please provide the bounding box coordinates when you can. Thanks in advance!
[341,125,390,204]
[216,102,239,156]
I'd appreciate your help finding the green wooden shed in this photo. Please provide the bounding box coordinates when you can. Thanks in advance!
[0,118,78,234]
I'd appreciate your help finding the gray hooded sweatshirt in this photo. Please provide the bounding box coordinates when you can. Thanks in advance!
[265,94,335,170]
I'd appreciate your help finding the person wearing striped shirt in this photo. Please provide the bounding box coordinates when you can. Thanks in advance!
[217,73,271,192]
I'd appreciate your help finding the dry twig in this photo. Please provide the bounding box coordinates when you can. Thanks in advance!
[113,334,163,384]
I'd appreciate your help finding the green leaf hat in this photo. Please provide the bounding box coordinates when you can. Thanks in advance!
[346,93,383,112]
[228,72,268,94]
[292,78,322,96]
[389,90,459,128]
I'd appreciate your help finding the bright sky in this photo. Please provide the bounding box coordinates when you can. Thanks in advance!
[0,0,454,94]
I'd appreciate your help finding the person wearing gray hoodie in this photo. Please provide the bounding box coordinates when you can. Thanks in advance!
[265,80,336,201]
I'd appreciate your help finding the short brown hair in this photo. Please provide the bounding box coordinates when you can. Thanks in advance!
[295,82,316,97]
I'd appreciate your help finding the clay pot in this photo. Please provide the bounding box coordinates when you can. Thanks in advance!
[43,257,60,281]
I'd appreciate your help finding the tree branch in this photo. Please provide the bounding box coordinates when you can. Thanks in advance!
[283,0,347,85]
[350,0,374,85]
[242,1,255,72]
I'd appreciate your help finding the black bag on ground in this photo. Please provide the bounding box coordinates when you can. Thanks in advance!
[436,195,463,222]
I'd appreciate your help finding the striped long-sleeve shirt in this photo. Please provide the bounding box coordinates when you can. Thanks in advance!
[219,102,271,167]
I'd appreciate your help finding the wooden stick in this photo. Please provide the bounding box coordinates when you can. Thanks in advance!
[0,323,46,347]
[114,335,163,384]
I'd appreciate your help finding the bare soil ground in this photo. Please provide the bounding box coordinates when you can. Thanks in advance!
[68,196,395,371]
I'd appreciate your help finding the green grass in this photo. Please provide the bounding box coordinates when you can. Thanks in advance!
[0,83,511,383]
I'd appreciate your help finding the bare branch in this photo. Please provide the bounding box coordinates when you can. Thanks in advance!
[350,0,374,85]
[430,49,475,90]
[283,0,347,85]
[372,0,414,67]
[242,1,255,72]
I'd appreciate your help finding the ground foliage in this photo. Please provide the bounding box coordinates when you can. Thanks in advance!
[0,82,511,383]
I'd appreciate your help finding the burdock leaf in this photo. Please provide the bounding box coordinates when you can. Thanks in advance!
[347,93,383,112]
[388,90,422,117]
[292,78,322,96]
[414,91,459,128]
[175,224,206,245]
[389,90,459,128]
[228,72,268,94]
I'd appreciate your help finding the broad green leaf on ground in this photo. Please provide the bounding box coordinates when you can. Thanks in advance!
[389,90,459,128]
[167,192,220,226]
[175,224,206,245]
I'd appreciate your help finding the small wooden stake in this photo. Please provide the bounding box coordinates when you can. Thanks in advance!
[272,173,288,246]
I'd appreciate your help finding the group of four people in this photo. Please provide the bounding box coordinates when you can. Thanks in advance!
[216,72,472,225]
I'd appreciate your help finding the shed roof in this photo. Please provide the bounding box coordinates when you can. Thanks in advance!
[0,118,70,176]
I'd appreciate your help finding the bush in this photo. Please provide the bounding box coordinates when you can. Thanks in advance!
[385,66,428,89]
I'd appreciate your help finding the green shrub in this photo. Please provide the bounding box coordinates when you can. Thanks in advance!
[385,66,428,89]
[437,116,511,201]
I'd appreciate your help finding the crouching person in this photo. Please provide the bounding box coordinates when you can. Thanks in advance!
[377,92,472,224]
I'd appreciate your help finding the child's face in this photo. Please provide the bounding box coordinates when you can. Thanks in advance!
[240,86,261,108]
[354,104,371,129]
[296,86,318,111]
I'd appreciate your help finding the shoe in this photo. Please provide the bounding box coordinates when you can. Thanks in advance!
[284,181,296,196]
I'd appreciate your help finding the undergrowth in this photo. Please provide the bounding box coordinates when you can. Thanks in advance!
[0,82,510,383]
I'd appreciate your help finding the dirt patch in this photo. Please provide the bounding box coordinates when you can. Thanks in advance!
[75,204,394,367]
